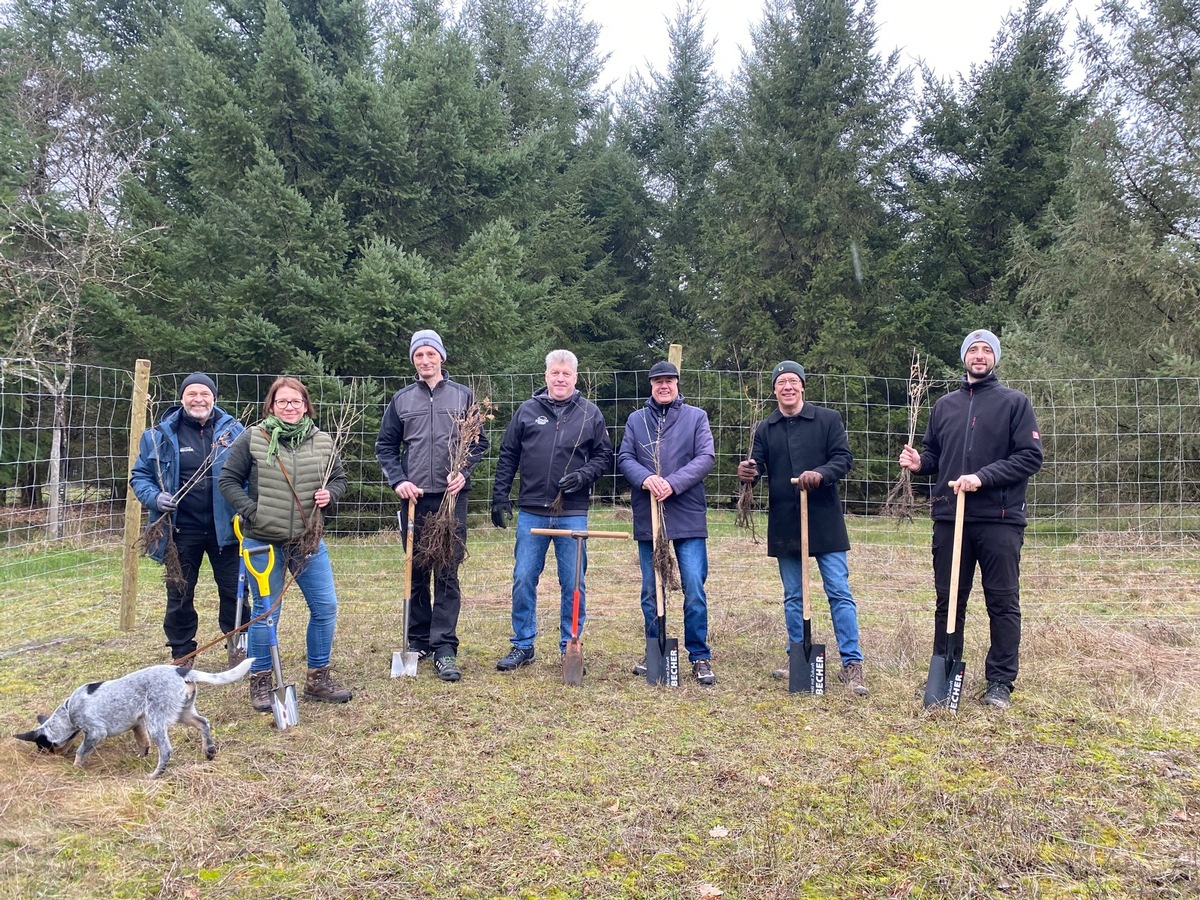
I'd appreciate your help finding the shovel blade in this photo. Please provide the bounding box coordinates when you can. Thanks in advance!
[390,651,419,679]
[644,637,679,687]
[788,640,826,694]
[923,654,966,711]
[272,684,300,730]
[562,639,585,687]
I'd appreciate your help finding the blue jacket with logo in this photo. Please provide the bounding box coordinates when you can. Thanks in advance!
[493,388,612,516]
[129,404,243,561]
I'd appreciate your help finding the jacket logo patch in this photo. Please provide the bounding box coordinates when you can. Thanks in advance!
[535,416,549,426]
[1032,430,1040,440]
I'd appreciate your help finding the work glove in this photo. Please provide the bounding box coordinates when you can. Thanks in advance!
[798,470,823,491]
[557,471,587,494]
[491,501,512,529]
[736,460,758,483]
[155,492,178,512]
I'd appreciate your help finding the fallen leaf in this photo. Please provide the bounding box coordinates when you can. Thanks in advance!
[757,775,772,787]
[607,800,620,813]
[708,825,729,838]
[695,883,724,899]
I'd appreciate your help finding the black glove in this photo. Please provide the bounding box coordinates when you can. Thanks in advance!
[491,501,512,528]
[798,470,823,491]
[737,460,758,483]
[557,471,587,494]
[155,491,177,512]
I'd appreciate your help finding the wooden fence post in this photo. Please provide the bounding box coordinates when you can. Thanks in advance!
[119,359,151,631]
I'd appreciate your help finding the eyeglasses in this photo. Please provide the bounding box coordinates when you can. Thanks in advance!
[775,378,803,387]
[274,399,305,409]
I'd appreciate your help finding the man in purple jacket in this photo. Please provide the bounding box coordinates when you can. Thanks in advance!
[900,329,1044,710]
[618,361,716,685]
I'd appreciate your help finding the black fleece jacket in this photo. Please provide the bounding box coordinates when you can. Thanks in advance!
[914,372,1044,526]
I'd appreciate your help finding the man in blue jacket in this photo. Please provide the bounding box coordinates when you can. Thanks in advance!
[900,329,1044,710]
[130,372,246,667]
[491,350,613,671]
[737,361,868,695]
[618,361,716,685]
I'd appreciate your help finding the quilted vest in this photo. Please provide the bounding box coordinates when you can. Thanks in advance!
[246,426,335,543]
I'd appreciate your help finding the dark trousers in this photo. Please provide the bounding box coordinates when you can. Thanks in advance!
[164,530,247,657]
[400,491,467,658]
[931,520,1024,689]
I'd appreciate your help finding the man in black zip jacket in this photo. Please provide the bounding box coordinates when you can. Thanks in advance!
[899,329,1043,710]
[490,349,612,672]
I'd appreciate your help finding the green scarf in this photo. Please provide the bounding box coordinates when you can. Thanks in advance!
[262,414,313,465]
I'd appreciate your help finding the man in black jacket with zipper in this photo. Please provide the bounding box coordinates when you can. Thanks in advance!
[900,329,1043,710]
[490,349,612,671]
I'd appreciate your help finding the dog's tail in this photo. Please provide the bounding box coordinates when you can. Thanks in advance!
[185,657,255,686]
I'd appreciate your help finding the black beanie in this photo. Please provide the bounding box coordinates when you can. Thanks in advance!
[180,372,218,396]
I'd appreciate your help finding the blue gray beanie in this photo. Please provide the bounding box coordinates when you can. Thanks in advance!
[409,329,446,361]
[961,329,1001,364]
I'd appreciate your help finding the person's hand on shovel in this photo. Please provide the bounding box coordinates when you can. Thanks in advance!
[950,474,982,494]
[797,470,823,491]
[642,474,674,501]
[394,481,423,501]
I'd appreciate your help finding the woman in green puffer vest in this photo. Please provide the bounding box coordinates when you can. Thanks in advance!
[219,376,353,712]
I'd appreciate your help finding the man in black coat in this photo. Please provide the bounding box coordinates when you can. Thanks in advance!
[737,361,868,695]
[900,328,1043,710]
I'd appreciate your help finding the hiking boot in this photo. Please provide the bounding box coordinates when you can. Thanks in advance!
[249,671,273,712]
[171,656,194,673]
[632,655,648,676]
[497,646,536,671]
[839,662,869,697]
[407,645,433,662]
[305,665,353,703]
[983,681,1012,710]
[692,659,716,686]
[434,655,462,682]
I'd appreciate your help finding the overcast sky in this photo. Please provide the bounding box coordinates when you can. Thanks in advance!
[591,0,1100,91]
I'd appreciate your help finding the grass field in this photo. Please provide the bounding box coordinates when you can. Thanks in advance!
[1,514,1198,899]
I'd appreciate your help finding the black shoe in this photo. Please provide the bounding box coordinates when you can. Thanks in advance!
[497,646,536,671]
[434,655,461,682]
[408,646,433,662]
[983,681,1012,709]
[632,654,647,676]
[692,659,716,686]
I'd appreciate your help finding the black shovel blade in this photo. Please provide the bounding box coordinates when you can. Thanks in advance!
[788,639,826,694]
[923,654,966,711]
[645,636,680,687]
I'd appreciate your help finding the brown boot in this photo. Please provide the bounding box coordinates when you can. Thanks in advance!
[304,665,353,703]
[249,671,273,712]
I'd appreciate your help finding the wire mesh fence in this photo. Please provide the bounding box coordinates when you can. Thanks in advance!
[2,359,1198,653]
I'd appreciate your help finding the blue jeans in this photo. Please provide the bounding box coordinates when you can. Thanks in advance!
[242,537,339,673]
[509,512,588,653]
[778,551,862,666]
[638,537,711,662]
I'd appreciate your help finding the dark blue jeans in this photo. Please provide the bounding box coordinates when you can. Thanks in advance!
[637,537,711,662]
[163,529,245,657]
[242,537,339,673]
[508,511,588,653]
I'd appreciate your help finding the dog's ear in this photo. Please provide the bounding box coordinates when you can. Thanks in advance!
[36,713,49,725]
[14,729,39,742]
[14,729,57,753]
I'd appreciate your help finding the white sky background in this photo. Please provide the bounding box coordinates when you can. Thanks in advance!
[590,0,1102,92]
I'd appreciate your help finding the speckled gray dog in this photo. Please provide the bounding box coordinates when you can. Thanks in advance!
[14,657,253,777]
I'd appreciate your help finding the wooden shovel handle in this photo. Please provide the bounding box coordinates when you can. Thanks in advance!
[648,495,667,619]
[403,497,416,596]
[529,528,629,539]
[946,485,967,636]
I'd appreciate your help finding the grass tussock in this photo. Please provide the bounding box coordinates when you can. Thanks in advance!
[2,527,1199,899]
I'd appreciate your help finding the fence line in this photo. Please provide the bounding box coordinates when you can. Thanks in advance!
[2,359,1198,650]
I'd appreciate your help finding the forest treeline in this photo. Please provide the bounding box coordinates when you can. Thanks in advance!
[1,0,1198,386]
